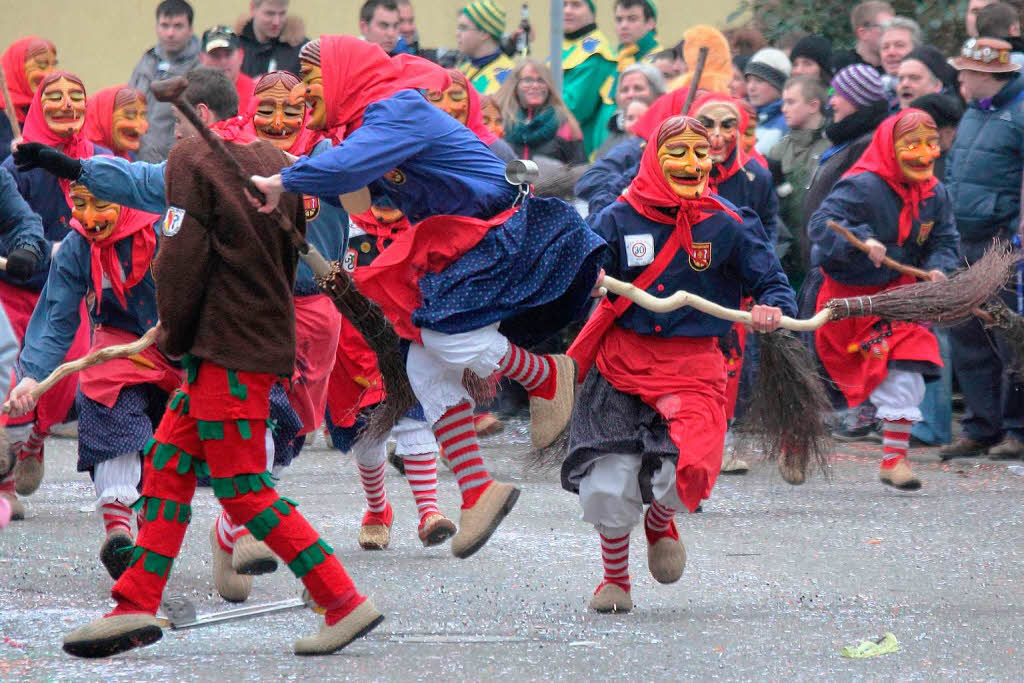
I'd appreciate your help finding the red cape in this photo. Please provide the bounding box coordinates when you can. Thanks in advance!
[83,85,130,159]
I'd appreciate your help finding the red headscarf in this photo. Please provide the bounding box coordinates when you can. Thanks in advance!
[843,108,938,245]
[622,116,739,260]
[445,69,497,145]
[209,115,258,143]
[317,35,450,137]
[69,184,158,312]
[1,36,55,123]
[244,70,324,155]
[83,85,140,159]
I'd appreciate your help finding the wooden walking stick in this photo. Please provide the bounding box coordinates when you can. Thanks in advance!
[680,46,709,115]
[2,326,160,414]
[0,68,21,139]
[150,76,414,437]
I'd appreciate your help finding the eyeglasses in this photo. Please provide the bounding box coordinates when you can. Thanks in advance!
[960,39,1011,64]
[519,77,548,87]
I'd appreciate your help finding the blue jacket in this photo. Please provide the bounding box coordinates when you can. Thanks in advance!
[713,154,782,245]
[754,99,787,157]
[808,172,960,286]
[0,117,13,165]
[590,196,796,338]
[281,90,518,222]
[79,150,347,296]
[0,166,47,261]
[575,136,643,216]
[945,74,1024,244]
[18,223,161,381]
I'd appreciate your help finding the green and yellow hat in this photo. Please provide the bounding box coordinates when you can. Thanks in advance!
[462,0,507,42]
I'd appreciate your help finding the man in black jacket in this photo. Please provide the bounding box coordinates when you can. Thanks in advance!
[235,0,308,78]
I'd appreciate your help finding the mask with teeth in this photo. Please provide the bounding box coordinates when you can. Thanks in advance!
[657,119,713,199]
[695,100,740,164]
[40,72,86,138]
[70,183,121,242]
[893,111,940,183]
[252,71,305,150]
[110,88,148,154]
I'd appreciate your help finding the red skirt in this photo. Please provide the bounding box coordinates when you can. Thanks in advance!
[80,326,181,408]
[289,294,341,435]
[325,315,385,429]
[814,272,940,406]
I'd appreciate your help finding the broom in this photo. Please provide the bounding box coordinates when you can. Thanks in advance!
[150,76,414,438]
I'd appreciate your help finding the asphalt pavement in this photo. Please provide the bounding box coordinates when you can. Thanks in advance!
[1,421,1023,681]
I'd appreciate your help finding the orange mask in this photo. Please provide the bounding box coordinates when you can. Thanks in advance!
[24,42,57,93]
[254,81,305,149]
[658,129,713,199]
[695,101,739,163]
[41,75,86,138]
[111,93,148,154]
[894,123,940,183]
[293,61,325,130]
[71,184,121,242]
[425,81,470,125]
[370,205,405,224]
[481,99,504,138]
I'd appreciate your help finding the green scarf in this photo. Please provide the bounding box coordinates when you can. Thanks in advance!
[505,106,559,146]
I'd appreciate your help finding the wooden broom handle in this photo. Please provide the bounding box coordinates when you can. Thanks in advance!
[826,220,931,280]
[2,326,159,414]
[600,275,833,332]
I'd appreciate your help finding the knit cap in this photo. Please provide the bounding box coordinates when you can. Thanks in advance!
[744,47,792,92]
[831,64,886,108]
[790,35,833,79]
[462,0,506,42]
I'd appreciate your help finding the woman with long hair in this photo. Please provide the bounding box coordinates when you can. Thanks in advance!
[494,59,585,164]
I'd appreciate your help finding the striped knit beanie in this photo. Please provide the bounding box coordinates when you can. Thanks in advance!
[462,1,507,41]
[831,64,886,108]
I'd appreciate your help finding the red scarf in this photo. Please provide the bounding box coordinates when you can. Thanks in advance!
[22,71,95,202]
[209,115,258,143]
[843,108,938,246]
[350,210,411,252]
[631,87,693,142]
[460,74,498,145]
[621,120,739,261]
[1,36,55,123]
[318,35,450,138]
[83,85,127,158]
[688,92,749,192]
[70,203,158,312]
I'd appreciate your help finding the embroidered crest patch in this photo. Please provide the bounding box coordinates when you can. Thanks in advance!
[303,195,320,221]
[384,168,406,185]
[689,242,712,271]
[162,206,186,237]
[916,220,934,245]
[624,233,655,267]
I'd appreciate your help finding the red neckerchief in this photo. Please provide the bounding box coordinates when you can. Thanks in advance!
[209,115,258,143]
[318,35,450,139]
[350,210,411,253]
[843,108,938,245]
[1,37,55,123]
[70,203,158,312]
[83,85,129,159]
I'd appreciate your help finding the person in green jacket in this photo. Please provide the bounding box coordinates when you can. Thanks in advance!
[614,0,660,71]
[562,0,618,157]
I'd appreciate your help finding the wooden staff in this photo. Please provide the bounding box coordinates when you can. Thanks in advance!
[1,326,159,414]
[680,46,709,115]
[826,220,931,280]
[0,68,21,139]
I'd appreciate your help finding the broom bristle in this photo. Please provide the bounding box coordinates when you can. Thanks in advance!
[826,245,1018,325]
[981,297,1024,376]
[740,330,832,484]
[316,264,416,439]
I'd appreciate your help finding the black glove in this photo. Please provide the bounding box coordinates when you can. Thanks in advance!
[5,248,40,281]
[13,142,82,180]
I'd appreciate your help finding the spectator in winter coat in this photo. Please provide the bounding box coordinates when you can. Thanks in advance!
[744,48,792,155]
[940,37,1024,460]
[897,46,956,109]
[495,60,585,165]
[129,0,200,162]
[832,1,893,73]
[235,0,308,77]
[790,34,833,87]
[594,62,665,160]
